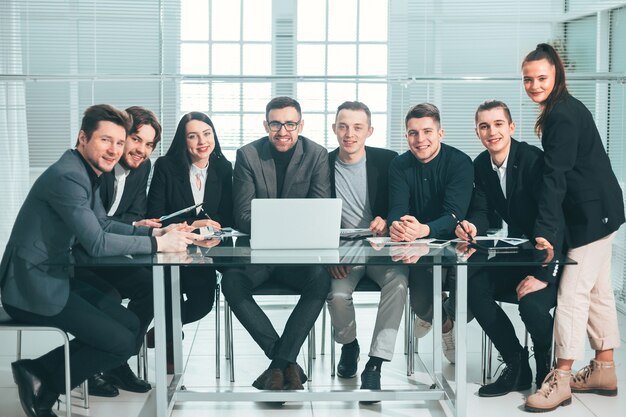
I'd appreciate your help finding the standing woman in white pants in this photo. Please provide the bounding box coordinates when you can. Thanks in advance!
[521,43,625,412]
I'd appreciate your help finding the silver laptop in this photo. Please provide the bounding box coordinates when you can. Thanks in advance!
[250,198,342,250]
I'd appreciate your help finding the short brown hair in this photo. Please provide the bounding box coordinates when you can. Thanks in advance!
[265,96,302,120]
[335,101,372,126]
[126,106,162,148]
[76,104,131,145]
[405,103,441,128]
[475,100,513,124]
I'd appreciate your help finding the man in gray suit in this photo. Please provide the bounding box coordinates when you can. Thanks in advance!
[0,104,197,417]
[221,96,331,392]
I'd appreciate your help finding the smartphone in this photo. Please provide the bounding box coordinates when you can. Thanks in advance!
[427,239,450,248]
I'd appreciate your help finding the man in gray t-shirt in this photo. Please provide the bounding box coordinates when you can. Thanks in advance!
[326,101,408,397]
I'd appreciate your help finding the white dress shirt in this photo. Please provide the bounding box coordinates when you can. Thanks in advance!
[107,163,131,216]
[190,162,208,214]
[490,154,509,197]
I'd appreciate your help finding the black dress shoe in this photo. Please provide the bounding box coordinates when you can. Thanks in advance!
[88,374,119,397]
[103,363,152,393]
[359,366,382,405]
[337,343,360,378]
[11,359,59,417]
[478,347,532,397]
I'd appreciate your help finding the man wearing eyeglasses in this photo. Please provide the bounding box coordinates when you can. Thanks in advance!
[222,96,331,392]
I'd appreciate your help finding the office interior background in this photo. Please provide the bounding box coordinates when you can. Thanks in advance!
[0,0,625,315]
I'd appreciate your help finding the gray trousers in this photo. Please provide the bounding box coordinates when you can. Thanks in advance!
[326,265,409,360]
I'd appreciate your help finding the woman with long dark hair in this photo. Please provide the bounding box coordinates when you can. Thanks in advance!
[522,43,624,412]
[147,112,233,370]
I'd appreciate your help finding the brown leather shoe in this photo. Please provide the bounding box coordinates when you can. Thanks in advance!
[283,363,305,390]
[252,368,284,391]
[570,359,618,396]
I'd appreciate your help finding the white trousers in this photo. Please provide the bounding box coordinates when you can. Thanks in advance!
[555,232,621,359]
[326,265,409,360]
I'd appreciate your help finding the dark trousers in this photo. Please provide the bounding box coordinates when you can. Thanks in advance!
[3,279,140,394]
[164,266,217,340]
[75,266,153,354]
[468,265,557,361]
[221,265,330,363]
[409,266,474,324]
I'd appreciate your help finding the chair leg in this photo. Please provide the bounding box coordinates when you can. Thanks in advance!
[227,303,235,383]
[215,283,221,379]
[407,308,413,376]
[481,330,488,385]
[81,380,89,409]
[307,329,314,382]
[16,329,22,360]
[486,337,494,379]
[142,335,148,381]
[62,332,73,417]
[224,300,230,360]
[320,303,327,355]
[330,324,336,377]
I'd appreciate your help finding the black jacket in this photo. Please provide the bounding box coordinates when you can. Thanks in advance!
[469,139,565,284]
[328,146,398,219]
[534,94,625,248]
[99,160,151,224]
[147,155,234,227]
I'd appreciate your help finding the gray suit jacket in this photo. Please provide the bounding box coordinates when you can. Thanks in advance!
[233,136,331,233]
[0,150,154,316]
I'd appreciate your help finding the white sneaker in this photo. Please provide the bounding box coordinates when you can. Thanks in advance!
[442,324,455,364]
[413,317,432,338]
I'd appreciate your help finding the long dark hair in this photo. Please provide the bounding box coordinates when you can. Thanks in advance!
[522,43,569,136]
[165,112,225,166]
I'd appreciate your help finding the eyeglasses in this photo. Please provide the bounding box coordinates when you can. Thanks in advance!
[267,120,301,132]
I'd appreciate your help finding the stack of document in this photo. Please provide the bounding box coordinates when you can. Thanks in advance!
[366,237,434,246]
[340,228,374,239]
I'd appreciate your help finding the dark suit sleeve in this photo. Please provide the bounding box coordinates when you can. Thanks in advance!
[216,160,234,227]
[232,148,257,233]
[467,176,492,235]
[533,105,578,246]
[110,160,151,224]
[425,154,474,238]
[48,172,153,256]
[146,158,168,220]
[307,148,331,198]
[386,157,409,226]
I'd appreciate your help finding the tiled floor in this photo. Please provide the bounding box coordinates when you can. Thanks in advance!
[1,294,625,417]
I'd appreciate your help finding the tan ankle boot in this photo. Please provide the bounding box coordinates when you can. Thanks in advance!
[525,369,572,412]
[570,359,618,396]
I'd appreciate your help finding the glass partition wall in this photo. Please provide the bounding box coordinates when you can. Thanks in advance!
[1,0,625,308]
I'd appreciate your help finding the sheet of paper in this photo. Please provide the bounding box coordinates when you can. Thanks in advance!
[366,237,434,246]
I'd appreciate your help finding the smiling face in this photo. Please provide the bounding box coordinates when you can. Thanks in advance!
[405,116,444,163]
[264,106,303,152]
[522,58,556,105]
[332,108,373,161]
[185,119,215,166]
[78,121,126,175]
[120,123,157,170]
[475,107,515,160]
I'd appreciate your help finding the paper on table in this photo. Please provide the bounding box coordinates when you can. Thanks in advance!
[202,227,249,239]
[451,236,528,245]
[366,237,434,246]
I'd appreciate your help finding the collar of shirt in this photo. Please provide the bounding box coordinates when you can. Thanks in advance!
[73,149,101,190]
[114,163,131,180]
[190,161,209,180]
[490,153,509,174]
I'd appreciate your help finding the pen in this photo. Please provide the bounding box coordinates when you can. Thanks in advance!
[450,212,474,242]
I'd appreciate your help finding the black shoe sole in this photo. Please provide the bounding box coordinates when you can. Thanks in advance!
[88,388,120,398]
[524,397,571,412]
[478,383,532,397]
[571,388,618,396]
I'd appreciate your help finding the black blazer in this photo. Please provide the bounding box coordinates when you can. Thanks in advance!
[328,146,398,219]
[534,94,625,248]
[469,139,565,283]
[147,155,234,227]
[99,160,151,224]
